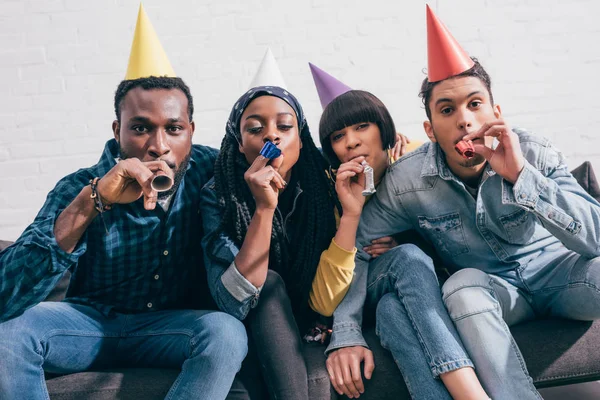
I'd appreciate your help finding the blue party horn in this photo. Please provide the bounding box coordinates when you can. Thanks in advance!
[259,141,282,159]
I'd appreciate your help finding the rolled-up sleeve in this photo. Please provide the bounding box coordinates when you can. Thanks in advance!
[199,181,261,320]
[0,177,88,322]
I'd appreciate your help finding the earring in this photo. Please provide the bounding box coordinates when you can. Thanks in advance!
[326,165,337,184]
[386,146,394,167]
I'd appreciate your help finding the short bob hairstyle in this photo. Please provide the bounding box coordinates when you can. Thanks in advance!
[319,90,396,169]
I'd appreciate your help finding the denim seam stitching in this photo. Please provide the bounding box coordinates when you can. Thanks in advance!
[124,330,195,338]
[442,283,494,300]
[531,281,600,295]
[164,368,186,400]
[391,270,471,377]
[536,369,600,382]
[450,305,499,322]
[40,330,122,344]
[39,364,50,400]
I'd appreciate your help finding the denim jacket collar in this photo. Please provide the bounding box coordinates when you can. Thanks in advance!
[421,142,496,184]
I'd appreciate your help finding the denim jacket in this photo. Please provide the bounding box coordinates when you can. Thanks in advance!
[326,128,600,354]
[199,177,304,320]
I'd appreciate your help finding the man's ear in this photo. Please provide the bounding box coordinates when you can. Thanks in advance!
[494,104,502,119]
[190,120,195,139]
[112,120,120,143]
[423,120,436,143]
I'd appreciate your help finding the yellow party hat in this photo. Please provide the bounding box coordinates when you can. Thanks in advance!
[125,3,176,80]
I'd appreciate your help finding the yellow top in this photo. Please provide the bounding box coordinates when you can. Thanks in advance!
[125,3,176,80]
[308,139,424,316]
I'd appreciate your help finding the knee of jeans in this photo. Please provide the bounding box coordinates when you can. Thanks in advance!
[0,310,42,358]
[375,294,406,334]
[582,257,600,287]
[442,269,498,321]
[199,312,248,363]
[393,243,433,263]
[377,243,434,274]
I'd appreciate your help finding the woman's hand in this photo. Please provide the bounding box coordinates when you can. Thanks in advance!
[335,156,367,218]
[244,154,286,210]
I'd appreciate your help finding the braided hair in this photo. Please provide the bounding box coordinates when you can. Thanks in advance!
[210,87,339,314]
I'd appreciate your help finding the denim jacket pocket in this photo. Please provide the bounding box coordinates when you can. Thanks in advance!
[418,212,469,256]
[499,208,539,244]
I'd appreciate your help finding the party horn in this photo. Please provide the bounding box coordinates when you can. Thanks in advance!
[259,141,282,159]
[455,140,474,159]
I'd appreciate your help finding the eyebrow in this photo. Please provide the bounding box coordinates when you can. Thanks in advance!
[435,91,482,106]
[128,116,152,123]
[245,112,294,120]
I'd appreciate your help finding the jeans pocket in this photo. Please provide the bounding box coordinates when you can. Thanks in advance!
[418,212,469,256]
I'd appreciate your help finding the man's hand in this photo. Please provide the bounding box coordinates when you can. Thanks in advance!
[463,119,525,184]
[326,346,374,398]
[363,236,398,258]
[335,156,367,218]
[97,159,172,210]
[244,154,286,210]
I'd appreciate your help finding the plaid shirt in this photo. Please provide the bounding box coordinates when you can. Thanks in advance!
[0,139,218,322]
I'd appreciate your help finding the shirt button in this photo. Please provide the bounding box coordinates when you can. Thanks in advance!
[520,194,526,199]
[154,274,160,280]
[147,302,153,308]
[163,250,169,256]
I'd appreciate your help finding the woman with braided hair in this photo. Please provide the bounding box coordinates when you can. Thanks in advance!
[200,85,404,399]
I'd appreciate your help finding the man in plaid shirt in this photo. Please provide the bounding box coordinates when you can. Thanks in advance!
[0,76,248,399]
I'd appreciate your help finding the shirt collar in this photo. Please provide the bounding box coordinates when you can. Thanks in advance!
[420,141,497,182]
[420,142,449,178]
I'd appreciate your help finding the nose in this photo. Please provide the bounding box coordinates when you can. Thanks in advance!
[345,131,360,150]
[456,108,473,132]
[263,123,281,145]
[148,130,171,159]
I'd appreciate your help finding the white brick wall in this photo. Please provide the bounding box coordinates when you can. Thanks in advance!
[1,0,599,241]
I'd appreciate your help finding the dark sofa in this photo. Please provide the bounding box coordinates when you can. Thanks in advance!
[2,161,600,400]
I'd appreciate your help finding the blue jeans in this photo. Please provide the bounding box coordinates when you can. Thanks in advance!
[366,244,473,400]
[442,249,600,400]
[0,302,248,400]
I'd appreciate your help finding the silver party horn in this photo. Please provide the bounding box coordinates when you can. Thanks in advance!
[361,161,376,196]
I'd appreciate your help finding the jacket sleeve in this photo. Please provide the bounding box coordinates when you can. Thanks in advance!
[0,174,89,322]
[199,182,261,320]
[502,136,600,258]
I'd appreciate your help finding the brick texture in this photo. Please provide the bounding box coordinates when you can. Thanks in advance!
[1,0,599,240]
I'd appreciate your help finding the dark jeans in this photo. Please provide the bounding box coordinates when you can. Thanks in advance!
[246,270,309,400]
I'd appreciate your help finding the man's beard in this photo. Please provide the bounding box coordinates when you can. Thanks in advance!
[119,148,192,199]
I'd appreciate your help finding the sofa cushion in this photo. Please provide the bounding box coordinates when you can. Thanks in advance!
[513,319,600,387]
[46,319,600,400]
[46,336,266,400]
[46,369,177,400]
[571,161,600,201]
[46,369,258,400]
